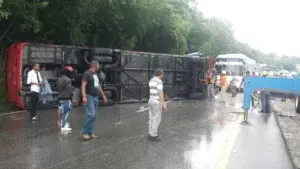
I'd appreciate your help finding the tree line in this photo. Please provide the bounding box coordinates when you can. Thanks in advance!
[0,0,299,105]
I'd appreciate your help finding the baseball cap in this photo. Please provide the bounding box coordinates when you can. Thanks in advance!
[64,66,73,72]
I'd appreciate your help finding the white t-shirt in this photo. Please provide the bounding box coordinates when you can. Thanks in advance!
[27,70,43,93]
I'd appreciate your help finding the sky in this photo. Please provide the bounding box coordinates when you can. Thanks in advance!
[196,0,300,56]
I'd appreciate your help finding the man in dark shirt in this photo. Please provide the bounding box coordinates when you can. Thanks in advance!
[240,70,250,87]
[260,72,271,113]
[57,66,75,131]
[81,60,107,140]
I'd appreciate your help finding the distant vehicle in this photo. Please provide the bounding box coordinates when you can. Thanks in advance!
[245,63,261,75]
[215,53,256,91]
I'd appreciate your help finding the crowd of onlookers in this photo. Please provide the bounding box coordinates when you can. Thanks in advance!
[205,69,295,113]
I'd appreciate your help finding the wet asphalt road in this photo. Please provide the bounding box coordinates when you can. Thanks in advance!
[0,95,294,169]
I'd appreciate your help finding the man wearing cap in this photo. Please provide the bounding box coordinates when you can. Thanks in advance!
[57,66,75,131]
[81,60,107,140]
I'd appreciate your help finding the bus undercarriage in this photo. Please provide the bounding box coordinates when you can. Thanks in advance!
[4,43,214,109]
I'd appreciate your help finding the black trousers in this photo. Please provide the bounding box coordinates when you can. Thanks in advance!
[30,91,39,118]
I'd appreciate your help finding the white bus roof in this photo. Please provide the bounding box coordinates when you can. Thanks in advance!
[216,54,256,64]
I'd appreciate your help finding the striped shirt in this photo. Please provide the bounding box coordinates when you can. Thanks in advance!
[149,77,163,101]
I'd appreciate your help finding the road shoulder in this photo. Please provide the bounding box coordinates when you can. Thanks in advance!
[226,108,294,169]
[273,99,300,169]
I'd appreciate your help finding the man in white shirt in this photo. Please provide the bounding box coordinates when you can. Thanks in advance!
[148,68,166,141]
[27,63,42,120]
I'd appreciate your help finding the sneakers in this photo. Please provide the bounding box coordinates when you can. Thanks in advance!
[31,116,38,121]
[80,134,98,140]
[89,134,98,139]
[81,134,90,140]
[148,134,162,141]
[61,123,70,128]
[61,126,72,131]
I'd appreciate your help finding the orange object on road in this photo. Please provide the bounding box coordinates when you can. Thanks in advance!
[220,75,227,88]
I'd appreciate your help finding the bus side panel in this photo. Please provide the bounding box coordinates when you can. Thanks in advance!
[16,43,27,109]
[6,43,27,109]
[6,44,18,103]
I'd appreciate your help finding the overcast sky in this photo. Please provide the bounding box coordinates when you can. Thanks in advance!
[197,0,300,56]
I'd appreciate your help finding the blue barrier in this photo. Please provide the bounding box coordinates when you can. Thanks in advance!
[243,76,300,122]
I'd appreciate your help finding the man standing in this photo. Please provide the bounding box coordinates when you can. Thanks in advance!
[280,72,287,102]
[57,66,75,131]
[239,71,256,107]
[260,72,271,113]
[81,60,107,140]
[206,70,215,99]
[219,71,227,103]
[148,69,166,141]
[27,63,42,120]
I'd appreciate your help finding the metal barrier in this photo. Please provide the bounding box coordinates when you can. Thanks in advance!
[243,76,300,122]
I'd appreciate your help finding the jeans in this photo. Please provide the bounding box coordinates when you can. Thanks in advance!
[59,100,72,128]
[219,87,227,103]
[207,84,215,98]
[148,99,162,137]
[82,95,98,135]
[251,95,255,107]
[261,93,271,113]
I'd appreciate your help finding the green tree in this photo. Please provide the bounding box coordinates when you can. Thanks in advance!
[1,0,300,107]
[202,18,237,56]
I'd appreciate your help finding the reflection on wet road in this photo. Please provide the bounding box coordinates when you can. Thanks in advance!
[0,96,293,169]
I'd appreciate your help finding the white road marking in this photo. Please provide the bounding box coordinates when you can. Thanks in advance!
[0,110,26,117]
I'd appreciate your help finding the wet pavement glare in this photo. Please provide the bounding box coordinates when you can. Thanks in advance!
[0,96,293,169]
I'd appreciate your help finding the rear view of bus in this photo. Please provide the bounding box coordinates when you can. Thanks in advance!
[215,54,256,92]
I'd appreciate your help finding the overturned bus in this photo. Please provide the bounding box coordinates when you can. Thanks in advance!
[3,43,214,109]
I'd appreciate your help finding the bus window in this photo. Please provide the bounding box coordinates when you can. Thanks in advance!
[215,64,244,76]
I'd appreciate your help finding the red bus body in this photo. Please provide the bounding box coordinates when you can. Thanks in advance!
[5,43,28,109]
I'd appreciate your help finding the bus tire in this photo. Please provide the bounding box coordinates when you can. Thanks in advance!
[295,96,300,113]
